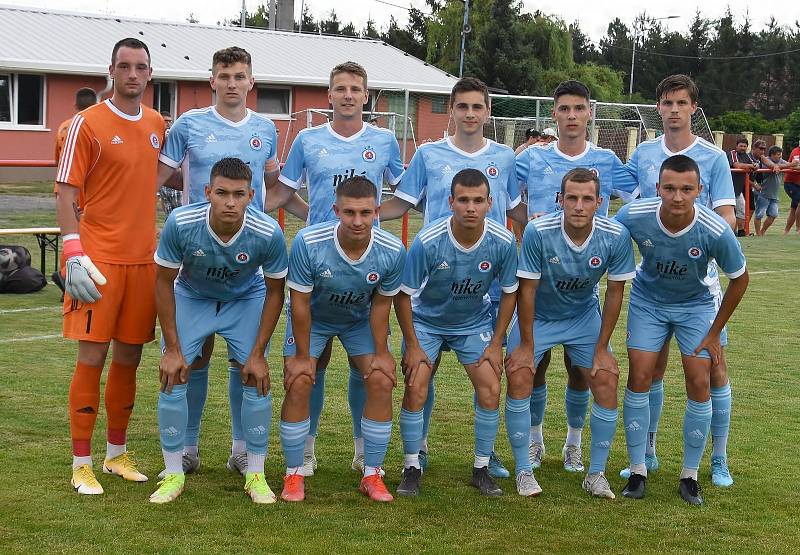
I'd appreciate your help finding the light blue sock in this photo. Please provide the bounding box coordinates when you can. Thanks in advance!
[309,368,326,437]
[474,404,500,461]
[280,418,310,469]
[347,367,365,439]
[710,382,732,459]
[158,384,188,454]
[242,387,272,456]
[421,377,435,443]
[683,398,712,470]
[565,387,591,430]
[184,363,209,448]
[530,384,548,427]
[399,408,424,457]
[589,404,618,474]
[228,366,244,442]
[361,417,392,469]
[623,389,650,469]
[505,396,531,474]
[647,379,664,455]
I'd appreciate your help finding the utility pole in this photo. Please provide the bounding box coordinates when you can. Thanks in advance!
[459,0,471,77]
[240,0,246,28]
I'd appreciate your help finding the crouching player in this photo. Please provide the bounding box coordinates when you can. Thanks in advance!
[395,169,524,497]
[280,176,405,502]
[615,155,748,505]
[507,168,636,498]
[150,158,288,504]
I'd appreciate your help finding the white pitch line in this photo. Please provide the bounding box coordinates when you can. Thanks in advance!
[0,306,60,314]
[748,269,798,275]
[0,334,61,343]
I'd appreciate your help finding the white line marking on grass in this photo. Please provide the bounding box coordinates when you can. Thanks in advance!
[748,269,798,275]
[0,306,60,314]
[0,334,62,343]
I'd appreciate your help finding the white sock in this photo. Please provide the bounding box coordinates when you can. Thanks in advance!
[231,439,246,455]
[711,434,728,459]
[529,425,543,445]
[474,455,490,468]
[247,452,265,474]
[163,450,184,474]
[646,432,657,456]
[285,466,302,476]
[364,465,381,477]
[565,426,582,447]
[421,437,429,453]
[403,453,420,469]
[354,436,364,457]
[72,455,92,469]
[305,435,316,456]
[680,467,698,480]
[630,463,647,477]
[106,442,126,460]
[184,445,199,456]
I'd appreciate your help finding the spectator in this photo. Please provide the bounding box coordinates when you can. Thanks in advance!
[514,127,541,155]
[539,127,558,144]
[729,136,758,236]
[754,145,789,236]
[158,111,183,216]
[783,143,800,234]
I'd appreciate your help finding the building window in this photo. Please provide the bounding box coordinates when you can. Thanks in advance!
[257,86,291,116]
[152,81,176,117]
[431,95,448,114]
[0,73,45,127]
[386,93,417,140]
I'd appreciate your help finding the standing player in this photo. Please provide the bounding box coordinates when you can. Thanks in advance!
[149,158,287,504]
[157,111,183,217]
[380,76,527,478]
[515,80,638,474]
[506,168,635,498]
[155,47,306,478]
[271,61,405,476]
[621,74,738,487]
[615,155,748,505]
[279,176,405,502]
[56,38,164,494]
[395,169,525,497]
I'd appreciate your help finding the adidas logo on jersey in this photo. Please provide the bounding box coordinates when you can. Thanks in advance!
[642,239,654,248]
[436,261,450,270]
[192,249,206,257]
[206,133,218,143]
[320,268,333,278]
[549,256,560,264]
[111,135,123,144]
[318,148,329,157]
[543,166,554,175]
[442,164,452,173]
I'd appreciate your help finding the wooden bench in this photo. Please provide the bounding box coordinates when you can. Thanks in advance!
[0,227,61,273]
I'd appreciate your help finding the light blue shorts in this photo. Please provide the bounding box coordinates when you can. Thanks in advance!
[755,195,779,219]
[507,306,602,369]
[283,303,375,359]
[406,327,494,366]
[172,292,268,365]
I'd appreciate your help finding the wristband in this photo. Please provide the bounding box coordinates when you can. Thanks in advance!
[63,234,84,259]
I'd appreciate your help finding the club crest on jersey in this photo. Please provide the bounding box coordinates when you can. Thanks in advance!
[366,271,380,284]
[486,164,499,179]
[150,133,160,149]
[362,147,376,162]
[688,246,702,259]
[589,255,603,268]
[250,136,262,151]
[236,252,250,264]
[589,168,599,177]
[286,336,295,346]
[478,260,492,272]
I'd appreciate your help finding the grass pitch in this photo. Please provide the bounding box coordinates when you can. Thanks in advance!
[0,182,799,553]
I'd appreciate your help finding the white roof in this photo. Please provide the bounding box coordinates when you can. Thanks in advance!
[0,4,458,93]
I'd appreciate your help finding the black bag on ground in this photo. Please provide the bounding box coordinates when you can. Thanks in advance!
[0,245,47,294]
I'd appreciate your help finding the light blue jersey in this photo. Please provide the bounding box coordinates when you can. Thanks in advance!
[517,212,636,320]
[287,221,406,325]
[614,198,746,308]
[155,202,288,301]
[627,135,735,209]
[279,122,404,225]
[159,107,279,212]
[400,216,518,335]
[516,142,638,217]
[393,137,521,226]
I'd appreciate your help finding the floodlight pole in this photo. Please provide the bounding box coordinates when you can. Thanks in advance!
[240,0,246,28]
[629,15,679,97]
[459,0,471,77]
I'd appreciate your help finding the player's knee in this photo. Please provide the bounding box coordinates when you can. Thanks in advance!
[365,370,393,393]
[684,368,710,398]
[507,370,533,398]
[404,382,429,410]
[591,372,618,404]
[566,370,586,389]
[476,383,500,409]
[626,369,652,392]
[287,374,313,399]
[710,356,728,385]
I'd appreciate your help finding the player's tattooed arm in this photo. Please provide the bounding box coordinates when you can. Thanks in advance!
[284,289,315,390]
[367,293,397,386]
[591,279,625,378]
[394,293,430,386]
[155,265,189,393]
[693,269,749,365]
[241,276,285,396]
[505,278,537,377]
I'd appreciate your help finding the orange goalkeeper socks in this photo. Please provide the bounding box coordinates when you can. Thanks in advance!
[69,361,103,456]
[105,361,138,446]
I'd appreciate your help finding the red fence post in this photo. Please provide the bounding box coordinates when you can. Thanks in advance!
[401,212,409,247]
[278,208,285,231]
[744,172,751,236]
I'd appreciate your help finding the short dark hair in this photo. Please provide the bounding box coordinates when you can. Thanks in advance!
[553,80,590,104]
[160,111,172,118]
[336,175,377,199]
[768,145,783,156]
[212,47,252,71]
[449,76,490,108]
[75,87,96,111]
[753,139,767,149]
[111,37,151,66]
[659,154,701,182]
[450,168,490,197]
[330,61,368,90]
[561,168,600,196]
[525,128,540,140]
[655,74,699,104]
[736,136,749,146]
[210,157,252,186]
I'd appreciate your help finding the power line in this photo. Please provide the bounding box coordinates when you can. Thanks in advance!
[372,0,432,15]
[604,43,800,60]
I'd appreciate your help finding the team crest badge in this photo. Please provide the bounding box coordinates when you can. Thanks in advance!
[250,136,262,150]
[286,336,295,346]
[589,255,602,268]
[688,246,702,259]
[362,147,376,162]
[486,164,499,179]
[366,271,380,284]
[478,260,492,272]
[589,168,599,177]
[150,133,160,149]
[236,252,250,263]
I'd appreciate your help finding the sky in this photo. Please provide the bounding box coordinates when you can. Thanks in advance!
[4,0,797,44]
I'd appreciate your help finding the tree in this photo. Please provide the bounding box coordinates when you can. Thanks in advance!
[221,2,268,28]
[363,18,380,39]
[320,10,341,35]
[295,2,318,33]
[569,21,599,64]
